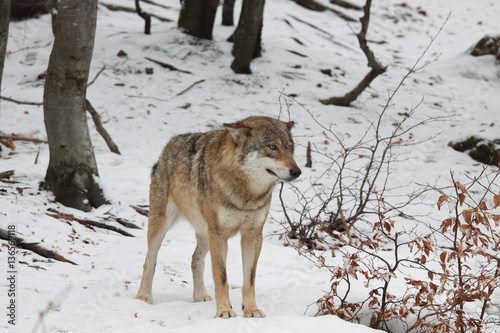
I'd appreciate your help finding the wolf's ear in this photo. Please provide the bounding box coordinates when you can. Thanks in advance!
[224,122,251,143]
[284,121,295,130]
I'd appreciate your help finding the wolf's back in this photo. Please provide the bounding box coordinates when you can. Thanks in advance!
[157,130,227,189]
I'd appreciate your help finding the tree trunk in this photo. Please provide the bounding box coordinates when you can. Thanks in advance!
[178,0,219,40]
[0,0,11,112]
[43,0,108,212]
[320,0,386,106]
[222,0,235,26]
[231,0,265,74]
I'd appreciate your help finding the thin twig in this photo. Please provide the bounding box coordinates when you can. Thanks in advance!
[31,287,72,333]
[176,79,205,96]
[0,96,42,106]
[87,65,106,88]
[337,197,352,243]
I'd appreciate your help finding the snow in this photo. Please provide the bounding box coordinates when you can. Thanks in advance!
[1,0,500,332]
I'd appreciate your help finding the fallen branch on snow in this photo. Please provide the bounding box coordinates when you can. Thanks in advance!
[0,228,77,265]
[176,79,206,96]
[145,57,192,74]
[131,205,149,217]
[0,134,48,144]
[291,0,356,22]
[47,208,134,237]
[0,95,43,106]
[105,213,142,229]
[99,2,172,22]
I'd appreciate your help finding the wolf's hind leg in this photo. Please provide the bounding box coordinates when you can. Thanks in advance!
[137,173,180,304]
[192,232,212,302]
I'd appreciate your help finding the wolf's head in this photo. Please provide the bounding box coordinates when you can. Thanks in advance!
[224,117,301,188]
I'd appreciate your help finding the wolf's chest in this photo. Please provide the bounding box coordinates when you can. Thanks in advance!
[217,206,268,232]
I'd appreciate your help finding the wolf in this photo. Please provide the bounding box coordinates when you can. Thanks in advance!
[136,116,301,318]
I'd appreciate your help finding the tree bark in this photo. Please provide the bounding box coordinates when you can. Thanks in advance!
[222,0,235,26]
[135,0,151,34]
[320,0,386,106]
[178,0,219,40]
[231,0,265,74]
[0,0,11,112]
[43,0,109,212]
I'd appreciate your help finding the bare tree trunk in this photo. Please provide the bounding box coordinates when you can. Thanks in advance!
[231,0,265,74]
[135,0,151,34]
[0,0,11,112]
[320,0,386,106]
[178,0,219,40]
[222,0,235,26]
[43,0,109,212]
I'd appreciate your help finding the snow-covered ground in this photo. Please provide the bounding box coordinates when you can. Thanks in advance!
[1,0,500,332]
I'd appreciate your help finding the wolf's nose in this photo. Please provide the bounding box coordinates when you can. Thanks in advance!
[289,167,302,179]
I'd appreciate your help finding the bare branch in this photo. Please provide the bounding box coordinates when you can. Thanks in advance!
[85,99,121,155]
[0,228,77,265]
[0,96,42,106]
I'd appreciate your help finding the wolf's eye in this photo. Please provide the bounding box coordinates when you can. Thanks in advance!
[268,144,277,150]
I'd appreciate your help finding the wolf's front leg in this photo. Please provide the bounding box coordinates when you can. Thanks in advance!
[241,228,265,318]
[208,228,236,318]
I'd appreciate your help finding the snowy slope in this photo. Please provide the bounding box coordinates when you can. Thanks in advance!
[1,0,500,332]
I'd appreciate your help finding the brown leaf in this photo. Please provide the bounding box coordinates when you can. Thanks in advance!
[458,193,466,206]
[462,210,472,223]
[437,195,448,210]
[494,193,500,208]
[479,201,488,211]
[440,251,447,263]
[455,182,467,193]
[378,198,386,209]
[440,218,453,232]
[493,215,500,223]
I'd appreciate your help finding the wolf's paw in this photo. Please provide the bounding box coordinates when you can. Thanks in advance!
[136,293,153,304]
[193,294,212,302]
[215,309,237,319]
[243,308,266,318]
